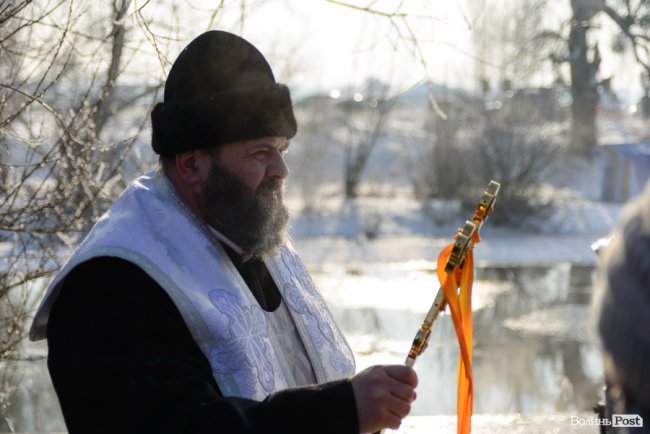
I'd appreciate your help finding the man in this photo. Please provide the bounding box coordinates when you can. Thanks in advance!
[29,31,417,434]
[592,181,650,433]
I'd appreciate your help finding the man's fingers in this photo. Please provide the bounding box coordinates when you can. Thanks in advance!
[385,364,418,387]
[385,414,403,431]
[383,413,403,431]
[351,365,419,433]
[385,394,412,419]
[389,379,418,402]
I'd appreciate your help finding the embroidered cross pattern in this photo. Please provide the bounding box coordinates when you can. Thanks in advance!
[208,289,276,394]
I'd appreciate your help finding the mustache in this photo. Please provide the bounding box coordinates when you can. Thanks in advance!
[255,178,283,196]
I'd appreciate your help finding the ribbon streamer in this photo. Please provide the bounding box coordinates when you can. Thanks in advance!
[388,180,499,434]
[437,234,478,434]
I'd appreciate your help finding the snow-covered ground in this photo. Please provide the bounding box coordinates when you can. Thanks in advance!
[286,163,623,270]
[282,116,646,270]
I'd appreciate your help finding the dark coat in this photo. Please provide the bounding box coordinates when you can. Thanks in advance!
[46,256,358,434]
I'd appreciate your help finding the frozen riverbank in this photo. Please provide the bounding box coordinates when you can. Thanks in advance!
[294,232,609,269]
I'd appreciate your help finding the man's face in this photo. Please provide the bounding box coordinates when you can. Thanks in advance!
[195,136,290,257]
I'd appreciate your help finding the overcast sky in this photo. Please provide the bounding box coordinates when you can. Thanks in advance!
[132,0,644,102]
[134,0,495,96]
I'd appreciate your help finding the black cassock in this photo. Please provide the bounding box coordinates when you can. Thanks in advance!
[47,251,358,434]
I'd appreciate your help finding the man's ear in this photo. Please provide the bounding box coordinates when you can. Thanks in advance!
[174,150,202,185]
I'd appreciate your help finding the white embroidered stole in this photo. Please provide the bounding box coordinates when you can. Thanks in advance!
[30,170,356,400]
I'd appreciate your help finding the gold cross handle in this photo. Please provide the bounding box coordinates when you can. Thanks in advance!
[405,180,500,367]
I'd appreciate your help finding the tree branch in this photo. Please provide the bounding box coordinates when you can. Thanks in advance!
[324,0,407,18]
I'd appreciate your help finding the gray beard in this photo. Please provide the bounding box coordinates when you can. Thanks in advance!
[196,158,289,257]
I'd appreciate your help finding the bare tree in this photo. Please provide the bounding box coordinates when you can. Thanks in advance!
[420,0,559,225]
[565,0,602,155]
[414,92,485,203]
[470,0,552,93]
[472,0,650,155]
[468,109,563,226]
[0,1,235,426]
[289,96,340,213]
[537,0,650,154]
[338,79,398,200]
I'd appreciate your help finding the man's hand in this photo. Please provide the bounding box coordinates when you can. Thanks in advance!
[351,365,418,433]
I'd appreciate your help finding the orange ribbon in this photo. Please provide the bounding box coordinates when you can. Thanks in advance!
[436,233,478,434]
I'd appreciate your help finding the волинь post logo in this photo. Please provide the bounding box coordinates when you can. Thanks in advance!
[571,414,644,428]
[612,414,644,428]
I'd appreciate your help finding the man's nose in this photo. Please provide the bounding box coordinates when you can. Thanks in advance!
[267,151,289,179]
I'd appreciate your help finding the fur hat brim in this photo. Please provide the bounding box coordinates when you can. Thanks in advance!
[151,83,296,155]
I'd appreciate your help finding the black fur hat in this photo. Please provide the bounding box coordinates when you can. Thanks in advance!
[151,31,297,155]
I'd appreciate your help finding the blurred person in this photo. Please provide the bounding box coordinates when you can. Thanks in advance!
[29,31,417,434]
[592,181,650,433]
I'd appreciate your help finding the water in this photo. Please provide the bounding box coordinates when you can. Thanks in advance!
[314,262,603,416]
[1,263,603,432]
